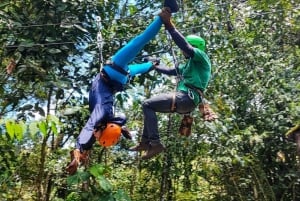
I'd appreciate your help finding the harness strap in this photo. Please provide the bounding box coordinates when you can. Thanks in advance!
[185,84,205,103]
[99,69,125,93]
[171,93,176,112]
[106,62,129,76]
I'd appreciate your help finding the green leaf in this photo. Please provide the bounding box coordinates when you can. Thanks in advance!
[89,164,105,177]
[67,171,90,186]
[51,121,58,135]
[47,114,60,124]
[98,193,115,201]
[97,175,112,192]
[5,120,15,139]
[38,121,48,136]
[14,121,25,140]
[67,174,81,186]
[62,106,83,115]
[47,115,60,135]
[47,48,62,54]
[0,2,10,8]
[19,41,35,48]
[114,189,131,201]
[29,121,39,136]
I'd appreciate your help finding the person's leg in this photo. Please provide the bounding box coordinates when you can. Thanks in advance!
[142,92,174,141]
[129,92,174,158]
[129,91,196,159]
[142,91,195,140]
[112,16,163,67]
[128,92,173,152]
[173,91,196,114]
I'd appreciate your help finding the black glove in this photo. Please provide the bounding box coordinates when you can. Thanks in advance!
[121,126,132,140]
[152,58,160,66]
[142,57,160,65]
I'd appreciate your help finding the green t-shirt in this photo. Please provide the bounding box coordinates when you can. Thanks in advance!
[177,48,211,105]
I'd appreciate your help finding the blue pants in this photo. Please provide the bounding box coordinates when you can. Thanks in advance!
[141,91,196,142]
[103,16,163,85]
[76,16,163,151]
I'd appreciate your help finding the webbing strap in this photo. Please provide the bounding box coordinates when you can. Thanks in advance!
[171,93,176,112]
[185,84,205,101]
[107,63,129,76]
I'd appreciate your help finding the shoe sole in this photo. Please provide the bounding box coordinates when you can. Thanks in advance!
[141,147,165,160]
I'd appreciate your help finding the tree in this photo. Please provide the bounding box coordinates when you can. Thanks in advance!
[0,0,299,200]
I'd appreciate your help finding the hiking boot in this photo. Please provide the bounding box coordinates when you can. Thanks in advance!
[164,0,179,13]
[66,149,90,175]
[179,115,194,137]
[128,141,149,151]
[141,142,165,160]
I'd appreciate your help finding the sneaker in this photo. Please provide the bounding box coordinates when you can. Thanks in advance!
[65,149,90,175]
[164,0,179,13]
[141,142,165,160]
[66,149,80,175]
[128,141,149,151]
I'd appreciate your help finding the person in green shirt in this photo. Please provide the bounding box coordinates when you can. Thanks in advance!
[129,8,215,160]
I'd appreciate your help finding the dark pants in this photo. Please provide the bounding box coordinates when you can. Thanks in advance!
[142,91,196,142]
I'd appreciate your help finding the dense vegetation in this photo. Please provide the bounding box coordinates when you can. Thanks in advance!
[0,0,299,200]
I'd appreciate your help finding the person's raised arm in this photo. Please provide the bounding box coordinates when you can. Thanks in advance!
[159,8,194,58]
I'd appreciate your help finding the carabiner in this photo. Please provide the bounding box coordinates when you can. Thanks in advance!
[188,89,194,100]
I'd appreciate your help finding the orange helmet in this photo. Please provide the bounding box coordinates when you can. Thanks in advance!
[98,123,122,147]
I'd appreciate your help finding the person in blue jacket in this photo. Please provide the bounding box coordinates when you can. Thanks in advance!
[66,0,179,175]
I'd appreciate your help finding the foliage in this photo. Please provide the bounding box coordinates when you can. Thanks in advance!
[0,0,299,201]
[65,164,131,201]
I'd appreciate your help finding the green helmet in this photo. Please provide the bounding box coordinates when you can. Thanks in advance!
[185,35,206,51]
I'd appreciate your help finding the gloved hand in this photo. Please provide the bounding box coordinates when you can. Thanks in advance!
[142,56,160,65]
[151,60,160,71]
[142,57,160,72]
[66,149,90,175]
[121,126,132,140]
[199,103,218,121]
[159,7,174,30]
[152,58,160,66]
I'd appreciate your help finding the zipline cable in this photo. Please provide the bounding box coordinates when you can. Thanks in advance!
[95,16,104,71]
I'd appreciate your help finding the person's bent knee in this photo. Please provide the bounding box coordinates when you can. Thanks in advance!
[142,99,150,109]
